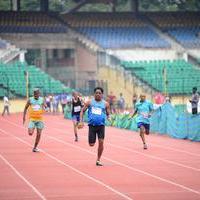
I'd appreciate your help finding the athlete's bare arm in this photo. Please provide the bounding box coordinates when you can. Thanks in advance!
[105,101,111,120]
[80,99,91,122]
[23,100,30,124]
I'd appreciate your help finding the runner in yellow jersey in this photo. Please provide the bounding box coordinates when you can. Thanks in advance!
[23,88,47,152]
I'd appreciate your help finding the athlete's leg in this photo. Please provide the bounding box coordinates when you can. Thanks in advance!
[33,128,42,151]
[28,121,35,136]
[97,139,104,163]
[139,125,146,145]
[139,125,148,149]
[73,121,78,141]
[96,126,105,166]
[32,122,44,152]
[88,125,96,146]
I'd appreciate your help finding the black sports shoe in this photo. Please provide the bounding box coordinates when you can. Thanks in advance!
[96,161,103,166]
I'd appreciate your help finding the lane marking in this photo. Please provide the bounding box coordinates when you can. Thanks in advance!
[0,153,46,200]
[47,119,200,157]
[0,128,133,200]
[46,125,200,172]
[1,118,200,195]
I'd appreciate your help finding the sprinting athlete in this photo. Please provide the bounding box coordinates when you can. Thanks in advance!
[80,87,110,166]
[23,88,46,152]
[71,91,84,142]
[129,94,153,150]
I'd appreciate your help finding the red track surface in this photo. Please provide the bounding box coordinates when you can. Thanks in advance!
[0,113,199,200]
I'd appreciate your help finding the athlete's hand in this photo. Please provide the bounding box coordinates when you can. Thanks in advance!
[107,115,111,121]
[77,122,84,129]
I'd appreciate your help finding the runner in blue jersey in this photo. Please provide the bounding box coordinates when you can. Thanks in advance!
[129,94,153,150]
[80,87,110,166]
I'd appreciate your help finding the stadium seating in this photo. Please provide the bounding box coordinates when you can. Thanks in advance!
[0,11,67,33]
[121,59,200,94]
[0,62,72,97]
[0,39,7,48]
[146,12,200,48]
[61,12,170,49]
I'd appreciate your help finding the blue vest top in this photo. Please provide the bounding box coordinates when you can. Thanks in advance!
[88,99,106,126]
[135,100,153,124]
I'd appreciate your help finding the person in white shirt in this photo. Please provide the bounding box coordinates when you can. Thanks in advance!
[2,95,10,116]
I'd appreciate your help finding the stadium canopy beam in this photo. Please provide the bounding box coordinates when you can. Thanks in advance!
[110,0,117,12]
[62,0,88,14]
[62,0,116,14]
[131,0,138,13]
[40,0,49,12]
[11,0,20,11]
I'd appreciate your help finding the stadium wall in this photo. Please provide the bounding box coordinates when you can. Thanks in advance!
[188,49,200,59]
[76,43,97,88]
[97,65,153,108]
[111,49,184,61]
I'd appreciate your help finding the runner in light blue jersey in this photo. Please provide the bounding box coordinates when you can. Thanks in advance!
[129,94,153,149]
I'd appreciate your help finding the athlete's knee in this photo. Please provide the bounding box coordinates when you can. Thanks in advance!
[98,139,104,146]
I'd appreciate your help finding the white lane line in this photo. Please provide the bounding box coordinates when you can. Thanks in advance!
[46,135,200,195]
[5,116,200,157]
[1,119,200,195]
[0,153,46,200]
[107,143,200,172]
[47,119,200,157]
[46,125,200,172]
[0,128,133,200]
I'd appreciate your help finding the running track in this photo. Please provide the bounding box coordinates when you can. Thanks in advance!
[0,113,199,200]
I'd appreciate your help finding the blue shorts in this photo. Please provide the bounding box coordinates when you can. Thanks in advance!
[72,114,80,123]
[137,122,150,131]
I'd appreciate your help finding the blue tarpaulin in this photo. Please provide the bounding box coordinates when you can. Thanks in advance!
[64,103,200,142]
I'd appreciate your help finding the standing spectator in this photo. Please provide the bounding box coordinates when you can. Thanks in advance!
[132,94,138,110]
[45,95,51,112]
[190,87,199,114]
[165,95,171,103]
[60,92,68,114]
[117,93,125,113]
[2,95,10,116]
[107,91,116,114]
[52,94,59,114]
